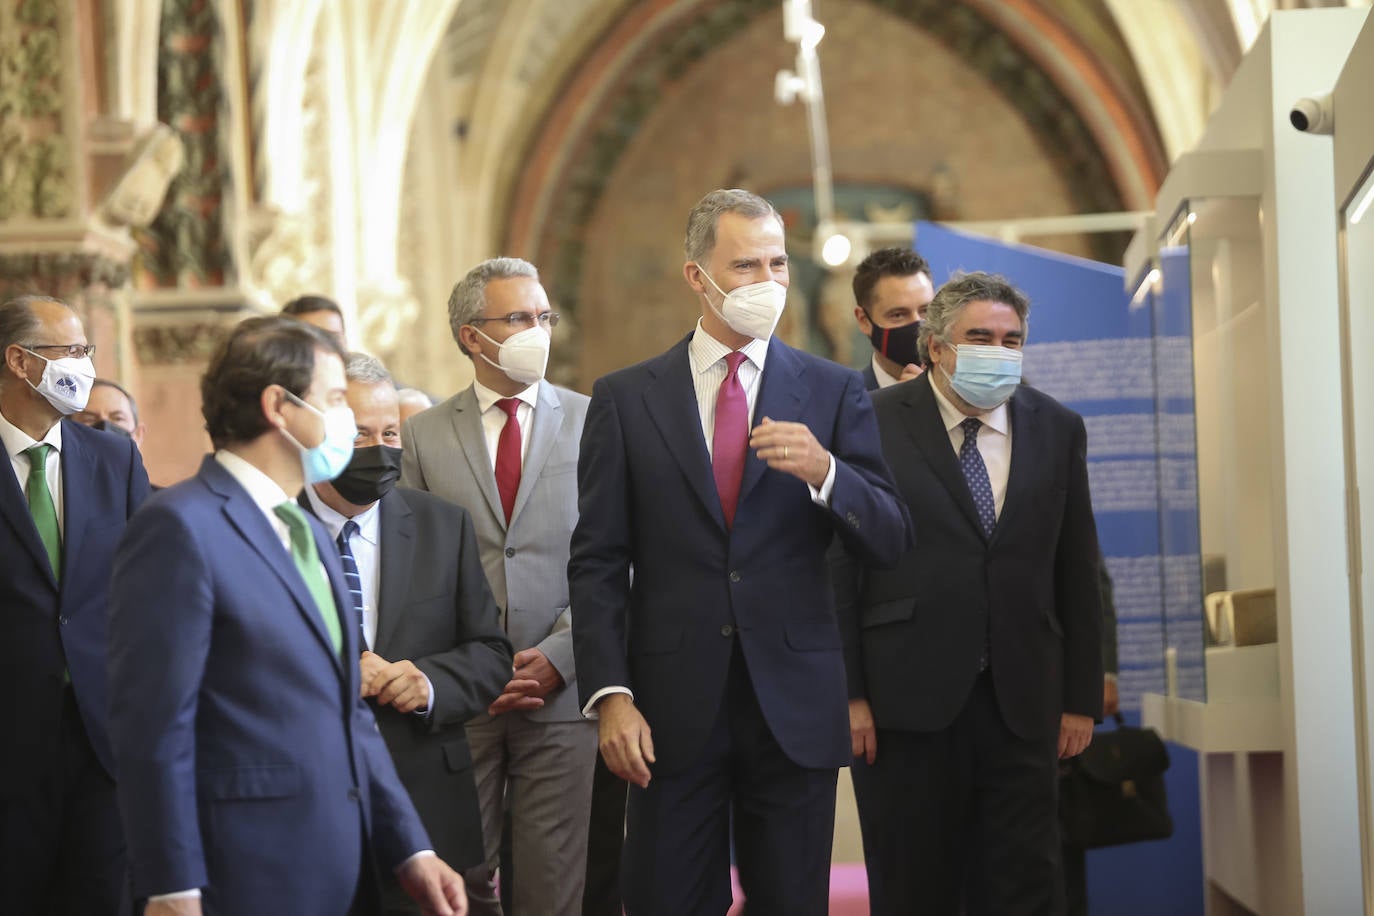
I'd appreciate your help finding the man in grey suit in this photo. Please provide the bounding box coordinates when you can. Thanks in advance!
[401,258,598,916]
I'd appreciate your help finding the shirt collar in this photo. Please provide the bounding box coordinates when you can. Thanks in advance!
[870,354,900,389]
[303,483,381,544]
[929,373,1010,437]
[472,378,539,415]
[214,449,292,517]
[0,409,62,460]
[689,319,770,377]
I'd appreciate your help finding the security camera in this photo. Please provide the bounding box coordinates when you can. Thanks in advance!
[1290,94,1334,135]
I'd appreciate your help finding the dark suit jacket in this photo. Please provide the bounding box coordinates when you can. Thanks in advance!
[107,456,430,913]
[835,373,1103,741]
[570,335,912,774]
[2,418,150,791]
[861,363,880,392]
[303,485,512,872]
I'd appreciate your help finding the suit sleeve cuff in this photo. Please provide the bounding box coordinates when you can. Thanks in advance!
[807,453,837,506]
[149,890,202,902]
[582,686,633,719]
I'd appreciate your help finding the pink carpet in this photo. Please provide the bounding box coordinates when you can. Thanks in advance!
[726,864,870,916]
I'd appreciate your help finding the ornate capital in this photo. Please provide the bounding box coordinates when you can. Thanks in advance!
[132,310,250,365]
[0,250,129,302]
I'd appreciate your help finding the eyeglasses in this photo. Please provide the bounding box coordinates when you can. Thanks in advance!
[468,312,560,330]
[24,343,97,359]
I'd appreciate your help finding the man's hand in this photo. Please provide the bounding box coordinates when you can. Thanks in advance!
[1103,677,1120,718]
[598,693,655,788]
[898,363,924,382]
[145,900,202,916]
[397,854,467,916]
[512,648,565,698]
[487,675,545,716]
[849,698,878,765]
[749,416,830,488]
[361,652,431,714]
[1059,713,1094,759]
[360,650,387,697]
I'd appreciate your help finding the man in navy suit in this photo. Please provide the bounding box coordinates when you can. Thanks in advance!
[106,317,466,916]
[0,295,150,915]
[835,272,1103,915]
[849,247,935,391]
[570,189,912,915]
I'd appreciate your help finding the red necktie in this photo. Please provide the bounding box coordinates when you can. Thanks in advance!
[712,352,748,528]
[495,398,522,524]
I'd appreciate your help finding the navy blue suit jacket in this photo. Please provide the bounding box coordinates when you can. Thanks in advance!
[570,335,912,774]
[1,419,149,791]
[107,456,429,913]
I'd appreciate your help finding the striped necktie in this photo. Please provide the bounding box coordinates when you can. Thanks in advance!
[337,519,367,650]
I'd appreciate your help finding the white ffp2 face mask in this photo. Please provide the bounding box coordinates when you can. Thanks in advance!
[23,349,95,415]
[695,265,788,341]
[472,325,550,386]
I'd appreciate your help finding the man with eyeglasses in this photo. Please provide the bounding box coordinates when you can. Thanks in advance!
[0,295,151,915]
[401,257,598,916]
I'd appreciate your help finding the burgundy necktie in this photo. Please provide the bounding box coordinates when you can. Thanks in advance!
[712,351,749,528]
[495,398,522,524]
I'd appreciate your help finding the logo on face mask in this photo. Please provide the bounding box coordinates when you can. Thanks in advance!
[695,264,788,341]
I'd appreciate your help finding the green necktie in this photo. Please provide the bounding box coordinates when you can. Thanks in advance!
[25,443,61,580]
[272,502,343,656]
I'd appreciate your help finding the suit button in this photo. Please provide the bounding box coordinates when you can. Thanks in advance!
[729,571,740,583]
[721,625,734,637]
[58,615,68,626]
[846,512,860,528]
[505,547,515,558]
[347,787,361,802]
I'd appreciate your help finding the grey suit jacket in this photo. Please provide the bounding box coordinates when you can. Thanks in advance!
[401,380,589,723]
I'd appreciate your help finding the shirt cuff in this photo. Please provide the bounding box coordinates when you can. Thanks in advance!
[414,673,435,717]
[149,890,202,902]
[807,453,837,506]
[582,685,634,719]
[395,849,436,873]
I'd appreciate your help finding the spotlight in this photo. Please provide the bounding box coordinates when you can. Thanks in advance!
[821,232,852,267]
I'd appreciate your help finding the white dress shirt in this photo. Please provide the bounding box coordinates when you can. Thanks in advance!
[0,410,65,536]
[870,354,901,389]
[152,452,433,903]
[929,379,1012,518]
[581,323,837,718]
[472,379,538,469]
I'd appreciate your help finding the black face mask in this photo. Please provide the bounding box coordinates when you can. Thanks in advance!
[90,419,133,439]
[867,318,923,368]
[331,445,402,505]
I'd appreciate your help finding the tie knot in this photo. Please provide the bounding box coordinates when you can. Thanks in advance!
[960,417,982,439]
[496,397,521,418]
[341,519,359,541]
[724,351,747,377]
[25,443,52,463]
[273,501,309,537]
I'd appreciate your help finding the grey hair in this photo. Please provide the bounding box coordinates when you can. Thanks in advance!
[0,295,66,387]
[345,351,393,385]
[396,387,433,408]
[683,189,784,264]
[447,257,540,356]
[918,271,1030,358]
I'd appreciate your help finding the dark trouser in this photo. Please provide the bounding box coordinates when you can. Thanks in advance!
[851,672,1063,916]
[0,685,129,916]
[1061,841,1087,916]
[622,644,838,916]
[582,750,628,916]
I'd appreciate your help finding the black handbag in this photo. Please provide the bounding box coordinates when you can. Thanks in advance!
[1059,714,1174,849]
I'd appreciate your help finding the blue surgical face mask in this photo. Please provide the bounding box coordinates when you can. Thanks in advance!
[281,391,357,484]
[941,344,1022,409]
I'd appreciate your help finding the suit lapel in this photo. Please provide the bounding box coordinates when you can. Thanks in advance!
[901,375,987,539]
[990,389,1038,545]
[642,338,726,531]
[451,387,507,530]
[374,490,413,655]
[204,459,344,676]
[0,440,56,589]
[738,339,805,508]
[59,422,92,580]
[509,381,562,526]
